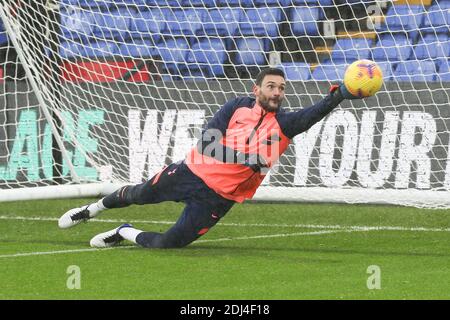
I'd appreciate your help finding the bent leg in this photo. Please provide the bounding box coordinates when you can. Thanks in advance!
[102,162,187,209]
[135,201,234,248]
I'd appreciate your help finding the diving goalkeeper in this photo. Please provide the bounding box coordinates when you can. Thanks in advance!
[58,68,361,249]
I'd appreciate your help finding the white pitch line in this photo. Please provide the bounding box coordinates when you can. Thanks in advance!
[0,245,136,259]
[1,214,450,233]
[0,229,351,259]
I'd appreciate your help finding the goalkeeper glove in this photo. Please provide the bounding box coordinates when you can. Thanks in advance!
[330,83,360,100]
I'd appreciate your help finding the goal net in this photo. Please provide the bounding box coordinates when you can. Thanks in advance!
[0,0,449,207]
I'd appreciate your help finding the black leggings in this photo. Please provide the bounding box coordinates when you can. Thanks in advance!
[103,161,235,248]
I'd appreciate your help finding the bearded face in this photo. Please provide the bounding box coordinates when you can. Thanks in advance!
[253,75,286,112]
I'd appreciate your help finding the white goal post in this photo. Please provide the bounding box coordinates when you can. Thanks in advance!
[0,0,449,208]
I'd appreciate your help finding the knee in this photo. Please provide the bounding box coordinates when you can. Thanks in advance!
[125,184,155,205]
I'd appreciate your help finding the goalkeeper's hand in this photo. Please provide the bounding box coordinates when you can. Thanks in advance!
[329,83,360,100]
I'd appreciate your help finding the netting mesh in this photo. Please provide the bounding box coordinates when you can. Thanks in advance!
[0,0,449,207]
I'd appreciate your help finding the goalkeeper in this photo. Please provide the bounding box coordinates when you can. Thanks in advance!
[58,68,360,249]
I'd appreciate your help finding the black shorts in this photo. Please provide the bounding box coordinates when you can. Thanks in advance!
[126,161,235,247]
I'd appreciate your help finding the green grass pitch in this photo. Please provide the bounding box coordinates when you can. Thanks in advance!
[0,198,450,299]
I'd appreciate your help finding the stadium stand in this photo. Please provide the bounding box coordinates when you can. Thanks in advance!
[60,7,95,40]
[4,0,450,81]
[293,0,333,5]
[154,38,190,74]
[311,63,346,81]
[146,0,183,6]
[0,16,7,45]
[376,61,397,82]
[240,7,283,37]
[436,58,450,81]
[216,0,254,8]
[119,40,155,58]
[376,4,425,39]
[92,8,131,41]
[394,60,437,82]
[422,1,450,33]
[279,62,311,80]
[329,38,373,63]
[413,33,450,60]
[128,9,165,42]
[186,38,228,77]
[163,8,203,36]
[254,0,292,7]
[199,8,242,37]
[182,0,216,7]
[235,38,269,66]
[61,0,110,5]
[289,6,321,35]
[371,33,413,62]
[83,41,119,58]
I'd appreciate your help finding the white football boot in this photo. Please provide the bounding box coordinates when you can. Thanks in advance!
[58,205,97,229]
[89,224,133,248]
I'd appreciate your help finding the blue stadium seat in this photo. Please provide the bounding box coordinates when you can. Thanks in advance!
[0,16,7,45]
[235,38,268,66]
[0,32,7,46]
[112,0,147,5]
[92,9,130,41]
[154,38,190,73]
[372,34,412,62]
[146,0,183,6]
[422,3,450,33]
[118,40,156,58]
[186,39,227,77]
[335,0,377,4]
[413,34,450,60]
[129,9,165,42]
[240,8,283,37]
[393,60,436,81]
[437,58,449,72]
[59,41,82,59]
[436,59,450,81]
[330,38,372,63]
[376,61,396,81]
[311,63,346,81]
[437,72,450,81]
[200,8,242,36]
[290,7,321,36]
[254,0,292,6]
[163,9,204,36]
[293,0,333,5]
[60,7,95,40]
[379,5,425,33]
[83,40,118,58]
[61,0,110,6]
[279,63,311,80]
[182,0,216,6]
[216,0,254,7]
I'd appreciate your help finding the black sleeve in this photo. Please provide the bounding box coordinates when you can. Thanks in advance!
[277,90,344,139]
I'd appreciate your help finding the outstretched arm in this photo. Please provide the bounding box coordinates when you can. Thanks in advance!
[277,84,358,139]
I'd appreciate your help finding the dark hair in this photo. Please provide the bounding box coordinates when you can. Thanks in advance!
[255,68,285,86]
